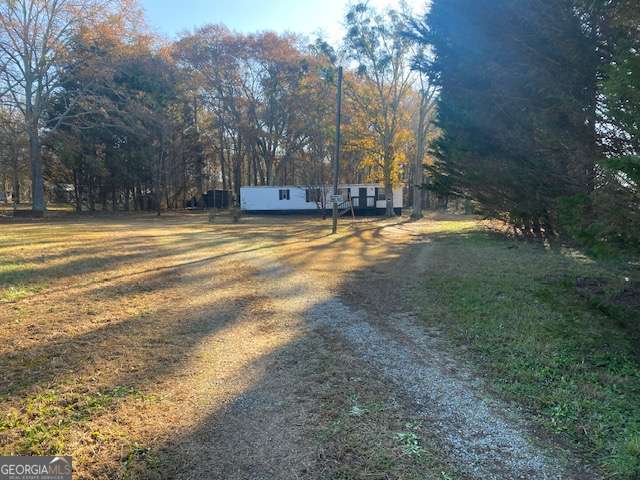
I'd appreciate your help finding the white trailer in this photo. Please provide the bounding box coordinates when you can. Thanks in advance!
[240,184,403,215]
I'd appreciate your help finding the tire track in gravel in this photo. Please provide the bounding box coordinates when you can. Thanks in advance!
[164,217,599,479]
[308,300,597,479]
[256,221,600,480]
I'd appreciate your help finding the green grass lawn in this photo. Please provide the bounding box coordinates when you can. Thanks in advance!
[417,228,640,479]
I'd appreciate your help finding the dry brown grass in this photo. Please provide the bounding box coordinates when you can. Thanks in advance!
[0,212,478,479]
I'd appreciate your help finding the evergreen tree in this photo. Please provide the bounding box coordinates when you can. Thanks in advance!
[412,0,599,235]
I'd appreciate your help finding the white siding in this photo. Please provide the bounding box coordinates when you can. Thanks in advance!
[241,187,315,211]
[240,185,403,212]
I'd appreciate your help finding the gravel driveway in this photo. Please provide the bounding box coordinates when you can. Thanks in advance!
[158,216,598,479]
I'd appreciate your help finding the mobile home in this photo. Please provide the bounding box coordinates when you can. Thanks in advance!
[240,184,403,215]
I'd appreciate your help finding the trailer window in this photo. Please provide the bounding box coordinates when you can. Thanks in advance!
[279,189,290,200]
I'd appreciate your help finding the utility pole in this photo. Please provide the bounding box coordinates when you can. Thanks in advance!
[332,66,343,235]
[411,92,426,220]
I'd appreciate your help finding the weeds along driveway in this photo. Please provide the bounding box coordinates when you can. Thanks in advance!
[0,214,597,479]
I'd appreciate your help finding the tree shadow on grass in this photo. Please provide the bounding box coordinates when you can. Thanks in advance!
[144,222,614,480]
[136,225,474,480]
[1,287,253,399]
[0,216,415,302]
[1,213,478,478]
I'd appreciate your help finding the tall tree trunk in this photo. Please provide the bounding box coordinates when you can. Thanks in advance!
[0,173,6,203]
[100,180,107,211]
[233,137,242,207]
[29,131,45,215]
[251,147,258,185]
[1,175,7,204]
[25,68,45,215]
[219,127,227,193]
[73,168,82,213]
[265,149,275,186]
[411,106,427,220]
[255,152,265,185]
[13,176,20,205]
[125,186,130,211]
[383,147,394,217]
[88,177,95,212]
[385,180,394,217]
[155,148,163,216]
[194,98,205,195]
[11,142,20,204]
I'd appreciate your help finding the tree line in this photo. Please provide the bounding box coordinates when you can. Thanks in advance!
[3,0,636,249]
[1,0,437,217]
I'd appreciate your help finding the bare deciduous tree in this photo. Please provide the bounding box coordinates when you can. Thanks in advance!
[0,0,115,214]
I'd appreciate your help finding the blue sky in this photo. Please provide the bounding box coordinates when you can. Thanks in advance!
[141,0,428,45]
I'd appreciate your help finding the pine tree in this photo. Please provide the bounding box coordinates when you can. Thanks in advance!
[412,0,599,235]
